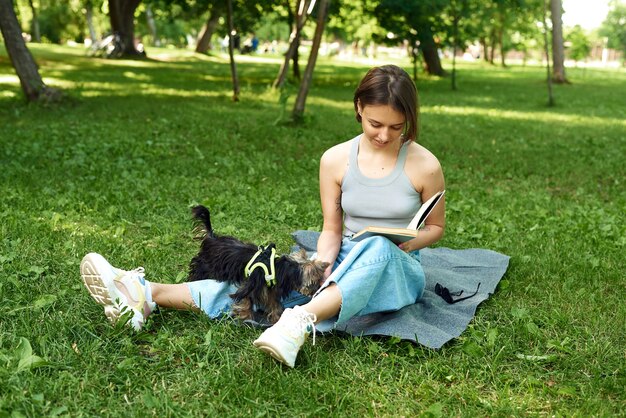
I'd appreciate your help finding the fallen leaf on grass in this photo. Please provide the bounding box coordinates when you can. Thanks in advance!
[515,353,557,362]
[16,337,49,371]
[32,294,57,309]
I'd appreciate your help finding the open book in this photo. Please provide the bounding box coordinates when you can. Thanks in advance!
[350,190,445,244]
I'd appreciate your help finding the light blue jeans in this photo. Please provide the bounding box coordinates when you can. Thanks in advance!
[187,236,425,327]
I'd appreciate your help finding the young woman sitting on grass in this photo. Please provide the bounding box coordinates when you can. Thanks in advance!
[81,64,445,368]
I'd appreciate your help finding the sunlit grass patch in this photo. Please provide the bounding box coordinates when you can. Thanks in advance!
[424,104,626,128]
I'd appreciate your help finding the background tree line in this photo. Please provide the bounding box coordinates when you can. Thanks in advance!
[1,0,625,104]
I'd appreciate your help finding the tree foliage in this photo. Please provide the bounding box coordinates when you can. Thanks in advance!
[327,0,384,48]
[373,0,448,76]
[566,25,590,62]
[599,0,626,62]
[14,0,105,43]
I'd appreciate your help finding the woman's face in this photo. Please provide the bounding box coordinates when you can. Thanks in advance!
[358,104,406,149]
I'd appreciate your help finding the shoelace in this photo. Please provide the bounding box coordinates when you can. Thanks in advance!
[116,266,145,281]
[126,267,145,282]
[131,267,145,275]
[294,310,317,346]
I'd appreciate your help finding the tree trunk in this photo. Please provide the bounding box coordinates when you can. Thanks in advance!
[292,0,328,120]
[274,33,299,88]
[274,0,296,88]
[226,0,239,102]
[109,0,143,56]
[273,0,312,89]
[451,12,459,90]
[289,1,301,81]
[420,32,444,76]
[479,37,489,62]
[0,0,61,102]
[292,33,300,80]
[498,27,506,67]
[542,0,555,106]
[497,8,507,67]
[550,0,568,83]
[86,2,98,42]
[411,43,419,82]
[145,4,159,46]
[451,45,457,91]
[27,0,40,42]
[489,29,496,64]
[195,7,221,53]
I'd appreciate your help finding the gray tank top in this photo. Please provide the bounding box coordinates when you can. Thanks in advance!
[341,135,422,236]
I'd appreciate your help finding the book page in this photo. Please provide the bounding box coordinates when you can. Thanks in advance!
[406,190,445,230]
[350,229,418,244]
[349,190,445,244]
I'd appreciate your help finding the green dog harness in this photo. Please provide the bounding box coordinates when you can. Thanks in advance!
[244,244,277,287]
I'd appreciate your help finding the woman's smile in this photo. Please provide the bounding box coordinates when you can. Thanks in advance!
[372,138,391,147]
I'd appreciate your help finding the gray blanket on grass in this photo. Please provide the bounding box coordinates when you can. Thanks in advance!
[291,230,510,349]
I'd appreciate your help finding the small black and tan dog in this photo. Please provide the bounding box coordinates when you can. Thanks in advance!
[187,206,328,323]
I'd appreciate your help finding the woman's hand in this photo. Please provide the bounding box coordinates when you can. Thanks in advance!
[398,240,417,253]
[323,264,333,279]
[317,264,333,287]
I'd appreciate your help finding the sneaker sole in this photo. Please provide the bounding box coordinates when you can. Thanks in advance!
[80,254,121,323]
[253,340,294,368]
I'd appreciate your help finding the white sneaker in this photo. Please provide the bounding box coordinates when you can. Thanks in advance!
[253,306,317,368]
[80,253,156,331]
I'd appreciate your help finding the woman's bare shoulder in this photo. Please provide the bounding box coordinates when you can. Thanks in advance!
[320,139,352,185]
[321,139,352,166]
[405,142,444,192]
[406,142,442,173]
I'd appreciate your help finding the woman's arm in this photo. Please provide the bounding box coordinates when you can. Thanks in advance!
[316,146,347,278]
[399,146,446,252]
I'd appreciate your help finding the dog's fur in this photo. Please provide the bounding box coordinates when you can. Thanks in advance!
[187,205,328,323]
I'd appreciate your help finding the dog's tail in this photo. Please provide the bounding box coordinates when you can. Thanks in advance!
[191,205,214,237]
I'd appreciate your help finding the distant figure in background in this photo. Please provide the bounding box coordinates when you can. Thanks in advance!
[233,32,241,51]
[251,33,259,52]
[241,32,259,54]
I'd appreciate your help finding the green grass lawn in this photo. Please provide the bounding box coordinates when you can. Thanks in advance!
[0,44,624,416]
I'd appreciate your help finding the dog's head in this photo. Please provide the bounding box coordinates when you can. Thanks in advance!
[285,249,329,296]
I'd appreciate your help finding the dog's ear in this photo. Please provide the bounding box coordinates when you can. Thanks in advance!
[294,260,326,296]
[282,250,329,289]
[293,249,328,269]
[301,260,328,283]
